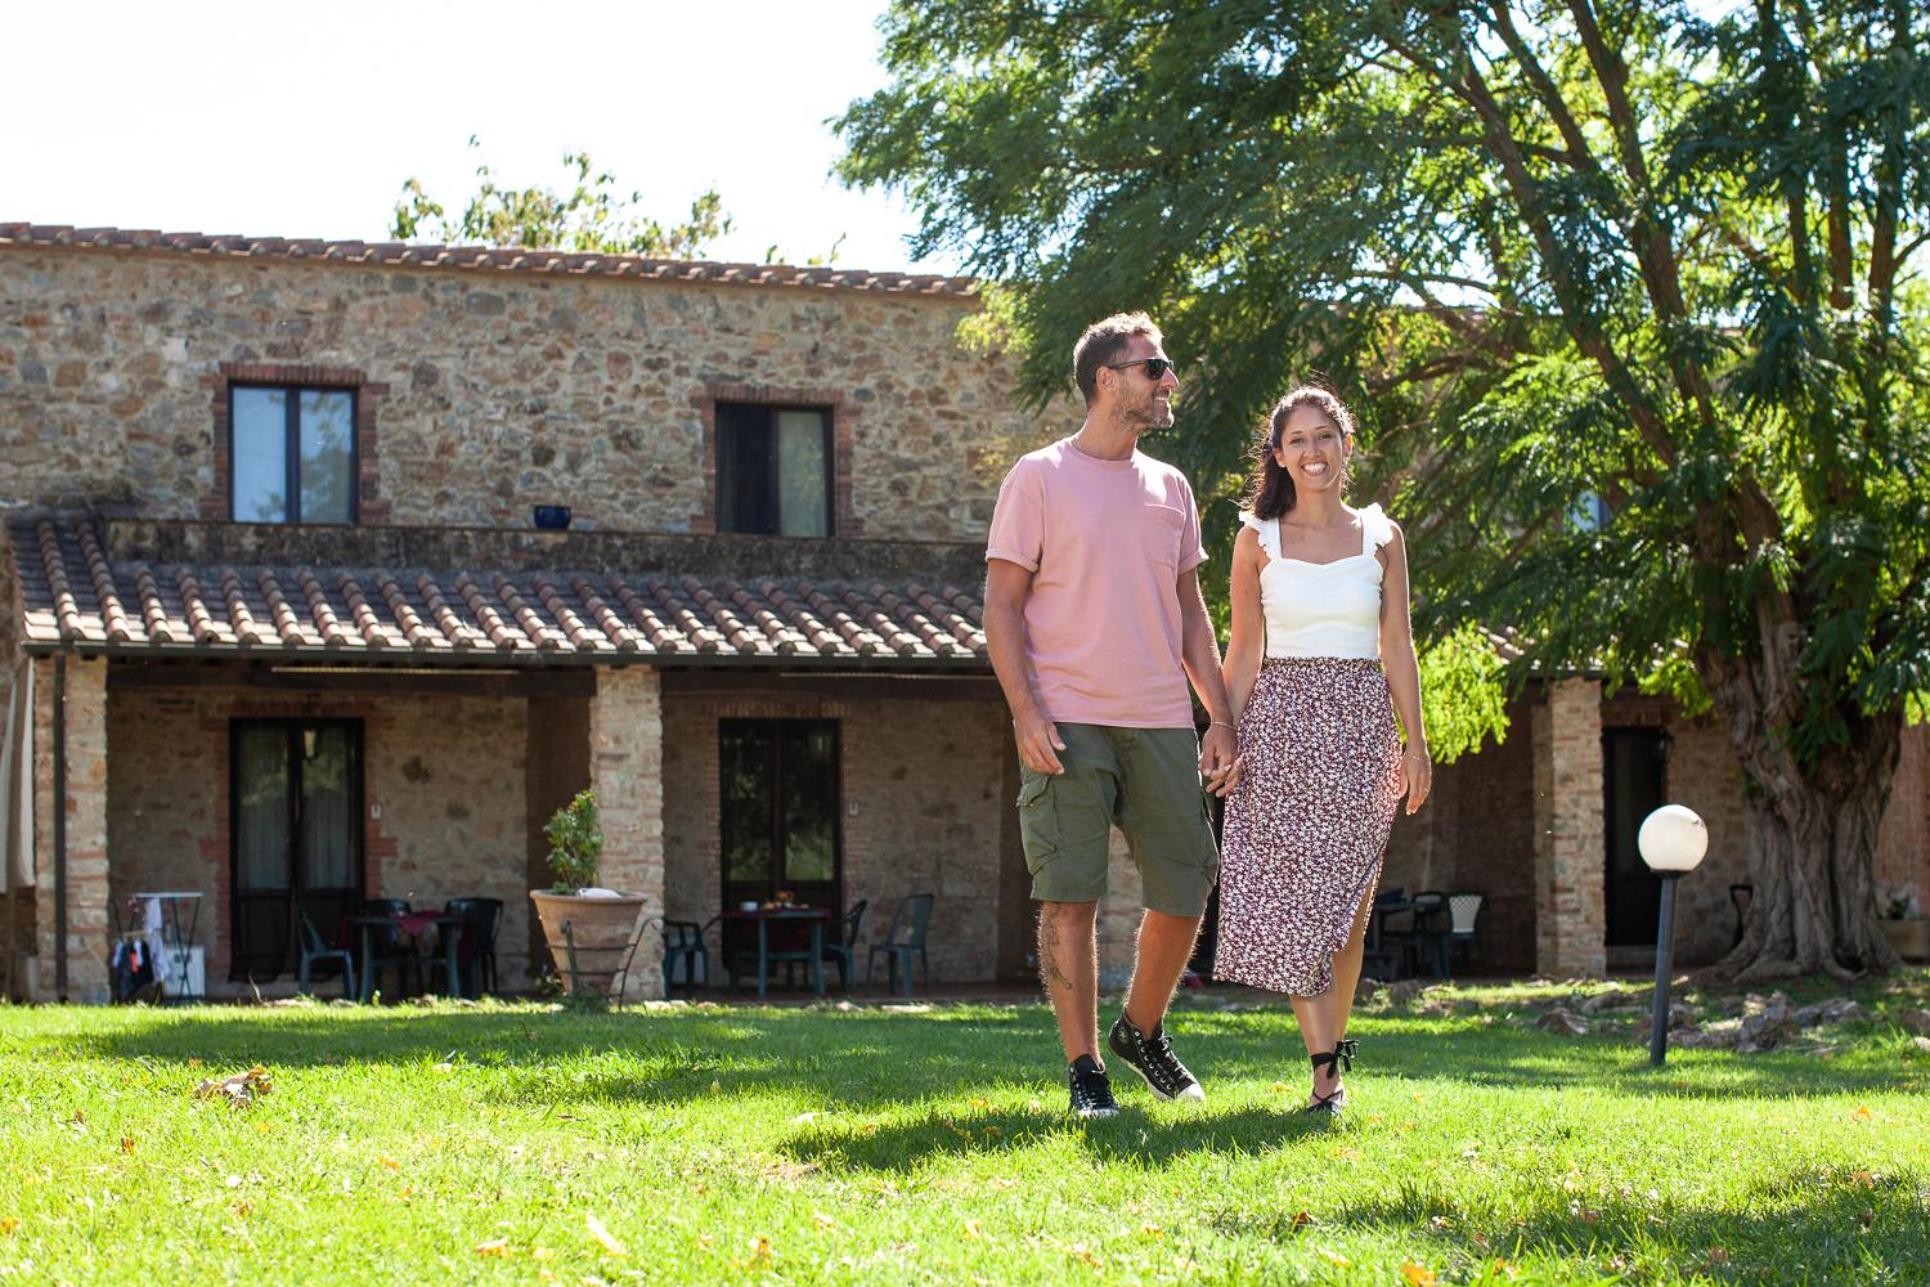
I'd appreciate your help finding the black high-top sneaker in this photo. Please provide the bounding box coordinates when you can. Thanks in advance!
[1107,1012,1205,1103]
[1067,1054,1119,1119]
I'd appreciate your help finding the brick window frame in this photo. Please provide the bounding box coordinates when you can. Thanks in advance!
[200,363,392,524]
[690,383,860,537]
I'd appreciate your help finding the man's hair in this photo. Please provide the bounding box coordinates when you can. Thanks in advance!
[1072,312,1162,405]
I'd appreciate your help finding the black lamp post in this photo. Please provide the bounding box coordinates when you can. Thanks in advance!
[1639,804,1709,1066]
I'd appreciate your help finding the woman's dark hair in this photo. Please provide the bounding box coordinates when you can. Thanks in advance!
[1245,385,1356,521]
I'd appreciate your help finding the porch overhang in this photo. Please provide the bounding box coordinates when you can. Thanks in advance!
[5,515,990,674]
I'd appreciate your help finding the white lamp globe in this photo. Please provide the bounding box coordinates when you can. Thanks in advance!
[1638,804,1708,873]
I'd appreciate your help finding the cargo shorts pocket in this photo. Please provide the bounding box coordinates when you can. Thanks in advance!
[1015,771,1060,874]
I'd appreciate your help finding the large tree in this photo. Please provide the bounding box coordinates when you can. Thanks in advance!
[838,0,1930,979]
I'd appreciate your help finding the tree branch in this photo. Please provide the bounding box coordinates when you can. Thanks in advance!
[1385,22,1679,469]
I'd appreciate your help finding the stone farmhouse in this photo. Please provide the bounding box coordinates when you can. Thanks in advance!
[1,223,1924,1002]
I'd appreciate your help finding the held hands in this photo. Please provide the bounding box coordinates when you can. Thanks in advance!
[1013,708,1067,775]
[1400,741,1432,814]
[1201,723,1243,798]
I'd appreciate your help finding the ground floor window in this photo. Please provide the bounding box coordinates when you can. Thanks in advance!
[719,719,841,911]
[230,719,363,979]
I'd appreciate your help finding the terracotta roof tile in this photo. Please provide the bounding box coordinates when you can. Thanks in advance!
[0,223,976,298]
[6,517,987,669]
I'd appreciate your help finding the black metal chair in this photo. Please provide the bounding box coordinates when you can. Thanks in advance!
[658,915,718,992]
[821,899,868,991]
[1381,890,1451,980]
[296,908,356,1000]
[359,898,421,1000]
[1364,888,1407,979]
[444,897,504,997]
[866,893,934,997]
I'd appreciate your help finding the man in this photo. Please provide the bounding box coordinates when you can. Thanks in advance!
[984,312,1240,1118]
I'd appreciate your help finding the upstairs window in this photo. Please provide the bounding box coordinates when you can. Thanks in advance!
[716,403,832,537]
[231,385,357,524]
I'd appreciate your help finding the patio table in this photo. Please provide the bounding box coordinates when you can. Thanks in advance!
[351,912,463,1004]
[719,907,831,997]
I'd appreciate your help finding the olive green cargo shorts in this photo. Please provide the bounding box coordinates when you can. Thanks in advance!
[1015,723,1220,917]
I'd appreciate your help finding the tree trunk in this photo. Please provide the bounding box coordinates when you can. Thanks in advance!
[1701,647,1904,982]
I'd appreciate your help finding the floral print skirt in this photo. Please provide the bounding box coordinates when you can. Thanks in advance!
[1214,657,1403,996]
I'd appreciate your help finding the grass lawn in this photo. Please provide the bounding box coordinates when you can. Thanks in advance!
[2,974,1926,1284]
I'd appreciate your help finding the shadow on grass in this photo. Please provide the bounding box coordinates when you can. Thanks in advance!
[41,999,1923,1110]
[778,1101,1338,1172]
[1282,1164,1930,1279]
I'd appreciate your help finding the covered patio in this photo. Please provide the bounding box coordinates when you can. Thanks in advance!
[1,513,1001,1003]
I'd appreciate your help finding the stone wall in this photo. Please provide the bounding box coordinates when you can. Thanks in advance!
[104,681,529,995]
[1652,707,1753,965]
[1382,693,1540,974]
[0,246,1056,542]
[660,676,1010,987]
[1874,724,1928,916]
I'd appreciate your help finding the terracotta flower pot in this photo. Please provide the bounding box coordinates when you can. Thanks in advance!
[528,891,652,997]
[1880,917,1929,963]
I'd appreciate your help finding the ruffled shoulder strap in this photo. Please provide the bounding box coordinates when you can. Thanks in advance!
[1356,503,1396,554]
[1238,510,1280,560]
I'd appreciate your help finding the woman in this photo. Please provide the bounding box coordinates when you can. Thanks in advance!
[1213,385,1431,1116]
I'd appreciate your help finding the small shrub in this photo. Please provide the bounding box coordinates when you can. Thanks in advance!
[543,789,603,892]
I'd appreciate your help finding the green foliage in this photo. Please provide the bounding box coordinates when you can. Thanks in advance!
[543,788,602,893]
[839,0,1930,772]
[392,137,729,258]
[1418,623,1511,763]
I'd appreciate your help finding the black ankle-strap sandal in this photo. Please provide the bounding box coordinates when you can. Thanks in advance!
[1303,1040,1359,1115]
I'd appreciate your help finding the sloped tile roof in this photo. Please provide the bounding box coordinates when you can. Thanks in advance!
[6,517,987,667]
[0,223,977,297]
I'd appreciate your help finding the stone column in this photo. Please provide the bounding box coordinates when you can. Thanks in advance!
[589,665,665,999]
[32,654,111,1003]
[1533,678,1607,978]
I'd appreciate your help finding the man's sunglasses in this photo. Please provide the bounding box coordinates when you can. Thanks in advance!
[1104,357,1175,380]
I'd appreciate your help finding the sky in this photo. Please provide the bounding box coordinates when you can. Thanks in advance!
[2,0,960,276]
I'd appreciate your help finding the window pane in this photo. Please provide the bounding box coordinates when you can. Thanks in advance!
[232,388,287,523]
[780,724,838,884]
[235,726,291,890]
[300,725,354,889]
[299,391,355,524]
[720,725,774,885]
[777,410,830,537]
[717,405,775,534]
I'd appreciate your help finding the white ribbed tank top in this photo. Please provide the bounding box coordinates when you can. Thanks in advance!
[1238,503,1395,660]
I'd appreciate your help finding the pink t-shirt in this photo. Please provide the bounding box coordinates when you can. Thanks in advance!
[985,438,1207,729]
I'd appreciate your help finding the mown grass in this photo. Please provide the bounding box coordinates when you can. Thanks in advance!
[1,973,1926,1283]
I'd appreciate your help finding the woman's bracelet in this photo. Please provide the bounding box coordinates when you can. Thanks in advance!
[1209,719,1234,732]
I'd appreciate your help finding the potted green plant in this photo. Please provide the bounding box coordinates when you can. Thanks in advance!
[527,790,651,996]
[1879,889,1928,963]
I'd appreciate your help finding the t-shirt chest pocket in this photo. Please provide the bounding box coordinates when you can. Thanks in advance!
[1140,504,1186,570]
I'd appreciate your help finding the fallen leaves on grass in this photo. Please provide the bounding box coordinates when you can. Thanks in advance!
[1316,1247,1350,1268]
[738,1236,774,1270]
[120,1137,135,1154]
[585,1213,627,1257]
[193,1066,272,1109]
[812,1211,839,1230]
[0,1218,16,1236]
[475,1236,511,1258]
[1402,1262,1438,1286]
[1851,1104,1872,1122]
[1291,1210,1315,1231]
